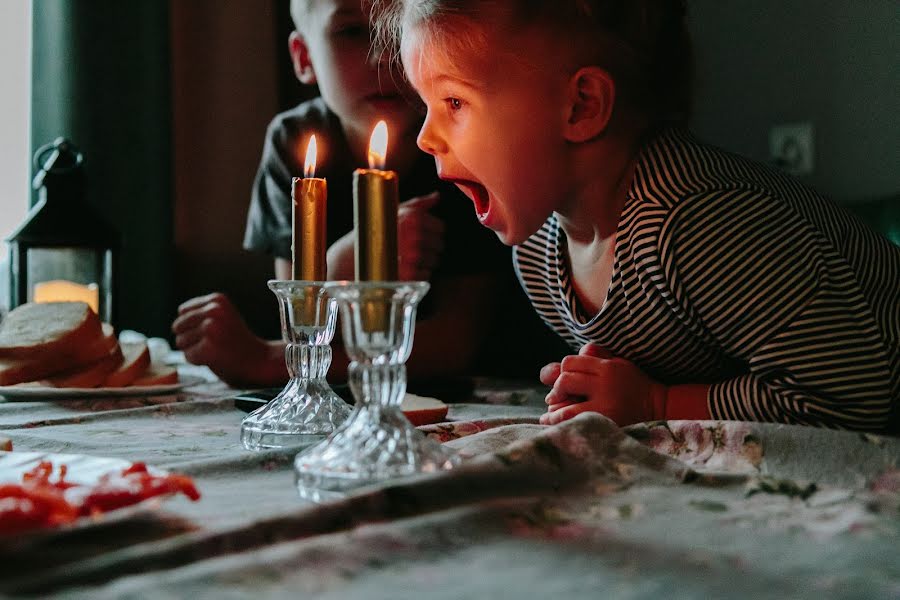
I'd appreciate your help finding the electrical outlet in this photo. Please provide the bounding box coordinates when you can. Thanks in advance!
[769,122,814,176]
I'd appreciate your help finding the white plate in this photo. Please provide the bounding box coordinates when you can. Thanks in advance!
[0,450,165,485]
[0,374,206,401]
[0,451,180,539]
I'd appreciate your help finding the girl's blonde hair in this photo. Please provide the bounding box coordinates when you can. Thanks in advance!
[372,0,693,125]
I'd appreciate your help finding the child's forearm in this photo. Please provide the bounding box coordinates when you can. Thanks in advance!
[658,384,712,420]
[326,232,356,280]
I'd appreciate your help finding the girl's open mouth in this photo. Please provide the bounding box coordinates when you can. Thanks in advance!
[451,180,490,221]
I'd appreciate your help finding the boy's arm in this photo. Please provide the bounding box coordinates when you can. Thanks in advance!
[325,232,356,280]
[274,257,291,279]
[404,272,496,377]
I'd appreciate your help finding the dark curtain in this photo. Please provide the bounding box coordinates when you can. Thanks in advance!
[31,0,174,337]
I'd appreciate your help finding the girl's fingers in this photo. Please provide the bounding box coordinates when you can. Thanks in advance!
[540,402,593,425]
[539,362,561,386]
[559,354,605,374]
[579,343,614,359]
[552,370,597,396]
[544,386,587,406]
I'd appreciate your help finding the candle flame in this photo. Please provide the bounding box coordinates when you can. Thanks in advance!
[367,121,388,170]
[304,135,318,178]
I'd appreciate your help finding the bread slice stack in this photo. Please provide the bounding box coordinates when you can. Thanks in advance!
[0,302,178,388]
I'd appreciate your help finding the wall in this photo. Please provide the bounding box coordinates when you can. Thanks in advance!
[0,0,30,313]
[170,0,284,339]
[0,1,30,266]
[689,0,899,203]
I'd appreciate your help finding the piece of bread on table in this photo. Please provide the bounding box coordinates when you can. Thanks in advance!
[44,343,124,388]
[0,322,118,386]
[401,394,449,426]
[102,341,151,387]
[131,363,179,386]
[0,302,103,360]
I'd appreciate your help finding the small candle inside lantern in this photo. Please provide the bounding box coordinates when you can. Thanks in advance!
[292,135,327,281]
[33,279,100,313]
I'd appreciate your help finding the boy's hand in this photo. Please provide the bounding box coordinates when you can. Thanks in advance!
[539,343,667,427]
[397,192,444,281]
[172,293,279,387]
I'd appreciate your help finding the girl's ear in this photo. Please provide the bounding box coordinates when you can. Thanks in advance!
[563,66,615,143]
[289,31,317,85]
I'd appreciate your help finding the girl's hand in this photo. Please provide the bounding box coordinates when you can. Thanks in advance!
[539,343,667,427]
[397,192,444,281]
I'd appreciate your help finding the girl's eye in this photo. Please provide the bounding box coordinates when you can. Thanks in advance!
[445,98,463,111]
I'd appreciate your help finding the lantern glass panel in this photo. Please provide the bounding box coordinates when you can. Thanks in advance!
[25,246,112,321]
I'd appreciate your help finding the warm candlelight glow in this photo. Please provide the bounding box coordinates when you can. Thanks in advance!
[304,135,318,178]
[292,134,327,284]
[33,280,100,314]
[367,121,388,170]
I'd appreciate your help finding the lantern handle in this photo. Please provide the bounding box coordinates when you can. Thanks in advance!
[32,137,84,190]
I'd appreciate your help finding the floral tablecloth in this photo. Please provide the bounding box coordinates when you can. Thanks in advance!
[0,373,898,599]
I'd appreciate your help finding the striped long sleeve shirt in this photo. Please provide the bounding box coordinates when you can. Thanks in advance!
[514,128,900,432]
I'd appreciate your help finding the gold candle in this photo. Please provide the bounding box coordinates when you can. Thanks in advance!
[292,135,326,326]
[292,135,327,281]
[353,121,399,281]
[354,121,398,331]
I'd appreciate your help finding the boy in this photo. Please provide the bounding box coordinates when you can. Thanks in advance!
[375,0,900,431]
[172,0,567,387]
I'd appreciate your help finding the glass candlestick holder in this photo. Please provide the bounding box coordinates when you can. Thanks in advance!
[240,280,351,450]
[294,281,458,501]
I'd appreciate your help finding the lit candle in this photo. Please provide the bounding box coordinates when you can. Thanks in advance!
[353,121,399,332]
[292,135,327,281]
[353,121,399,281]
[33,280,100,314]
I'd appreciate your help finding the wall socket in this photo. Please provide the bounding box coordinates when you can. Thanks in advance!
[769,122,815,176]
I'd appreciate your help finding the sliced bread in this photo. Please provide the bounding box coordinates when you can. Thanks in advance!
[0,356,62,386]
[401,394,449,426]
[131,364,179,387]
[44,344,125,388]
[0,319,116,387]
[0,302,103,360]
[102,341,151,387]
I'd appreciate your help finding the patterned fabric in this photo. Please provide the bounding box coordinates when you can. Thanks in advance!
[5,411,900,598]
[515,128,900,432]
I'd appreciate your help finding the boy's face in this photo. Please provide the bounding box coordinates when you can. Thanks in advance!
[297,0,419,140]
[402,20,573,245]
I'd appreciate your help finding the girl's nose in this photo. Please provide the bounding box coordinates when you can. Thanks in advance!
[417,113,446,156]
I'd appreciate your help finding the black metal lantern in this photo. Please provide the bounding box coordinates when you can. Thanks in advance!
[5,138,120,325]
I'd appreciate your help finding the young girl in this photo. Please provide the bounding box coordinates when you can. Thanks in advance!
[374,0,900,432]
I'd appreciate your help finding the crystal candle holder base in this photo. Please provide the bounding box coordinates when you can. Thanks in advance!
[294,281,458,500]
[241,280,351,451]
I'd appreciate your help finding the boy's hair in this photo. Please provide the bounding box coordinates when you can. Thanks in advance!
[373,0,693,125]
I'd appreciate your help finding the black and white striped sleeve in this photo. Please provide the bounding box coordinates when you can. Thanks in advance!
[663,188,896,431]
